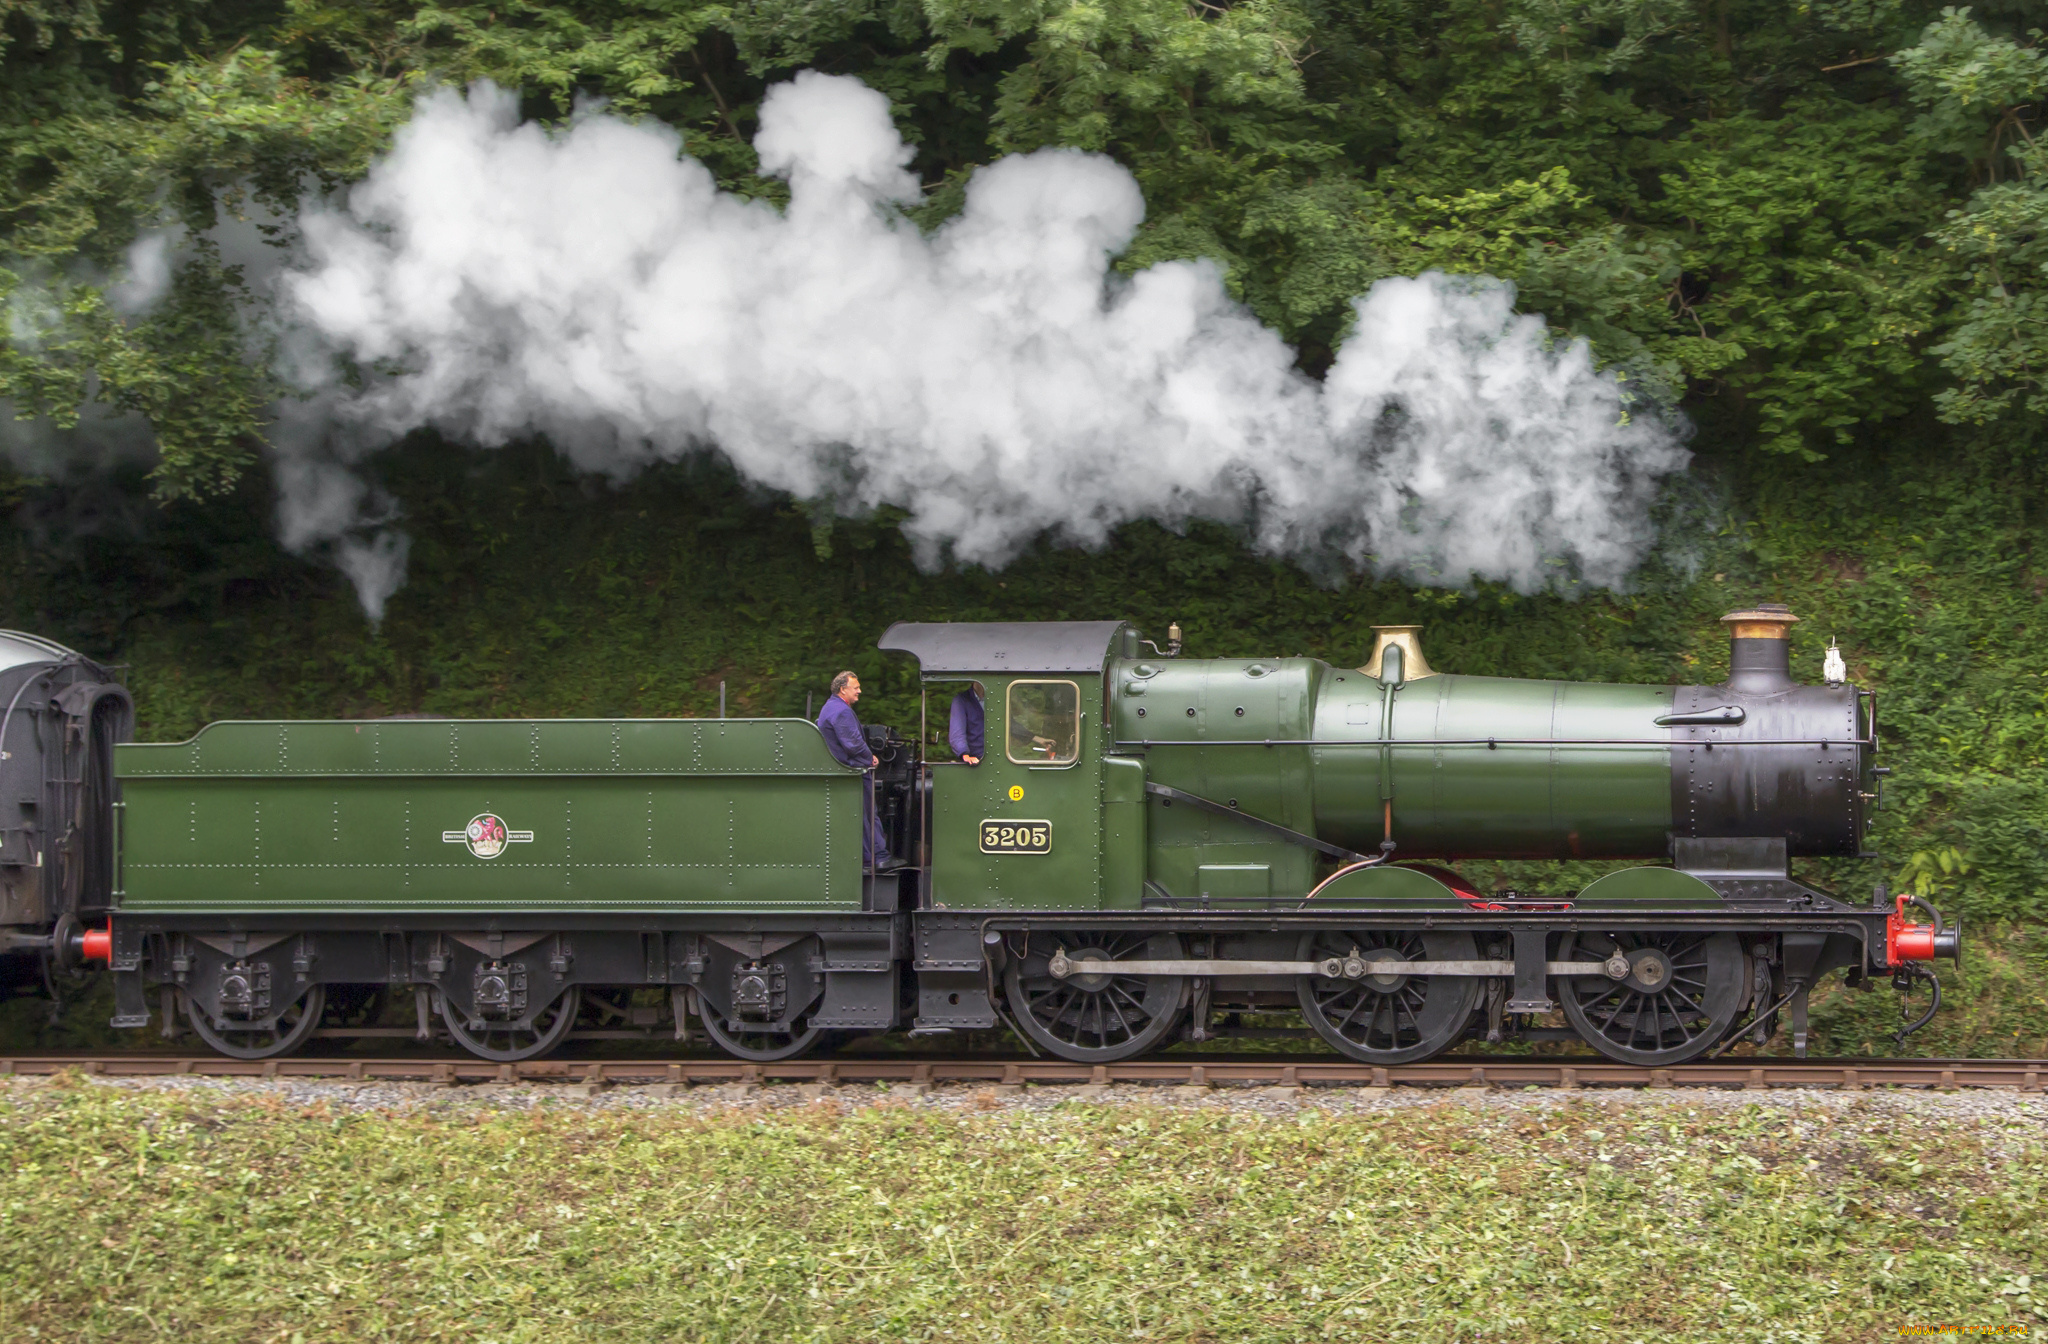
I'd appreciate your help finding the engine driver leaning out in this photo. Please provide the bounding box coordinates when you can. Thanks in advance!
[815,671,898,871]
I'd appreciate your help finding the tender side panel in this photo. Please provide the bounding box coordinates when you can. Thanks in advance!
[115,719,864,913]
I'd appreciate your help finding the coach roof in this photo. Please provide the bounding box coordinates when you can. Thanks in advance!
[0,629,77,676]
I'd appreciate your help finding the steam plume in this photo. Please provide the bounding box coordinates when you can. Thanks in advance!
[267,72,1687,614]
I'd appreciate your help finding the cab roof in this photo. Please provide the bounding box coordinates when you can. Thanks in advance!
[877,621,1126,675]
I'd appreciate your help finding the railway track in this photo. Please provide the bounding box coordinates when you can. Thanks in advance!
[2,1054,2041,1092]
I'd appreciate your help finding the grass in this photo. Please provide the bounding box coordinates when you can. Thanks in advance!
[0,1080,2041,1342]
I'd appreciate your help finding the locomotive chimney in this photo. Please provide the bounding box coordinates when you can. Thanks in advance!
[1361,626,1435,681]
[1720,604,1798,693]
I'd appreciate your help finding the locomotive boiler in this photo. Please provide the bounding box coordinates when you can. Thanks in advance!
[6,608,1959,1067]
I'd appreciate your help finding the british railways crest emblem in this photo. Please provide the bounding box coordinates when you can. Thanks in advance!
[441,813,534,859]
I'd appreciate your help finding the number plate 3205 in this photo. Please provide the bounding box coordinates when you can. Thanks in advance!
[980,820,1052,854]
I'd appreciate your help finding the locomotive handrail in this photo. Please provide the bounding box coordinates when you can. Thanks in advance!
[1113,736,1875,748]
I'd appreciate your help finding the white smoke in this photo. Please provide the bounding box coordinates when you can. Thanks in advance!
[106,230,178,316]
[271,71,1686,613]
[0,398,157,477]
[264,395,413,620]
[4,231,176,477]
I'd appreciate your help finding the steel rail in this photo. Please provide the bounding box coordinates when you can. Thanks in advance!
[1112,737,1873,749]
[1,1054,2039,1092]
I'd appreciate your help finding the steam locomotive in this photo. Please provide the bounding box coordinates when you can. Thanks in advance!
[0,609,1959,1066]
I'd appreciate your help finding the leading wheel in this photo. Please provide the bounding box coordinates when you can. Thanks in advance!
[1296,930,1480,1065]
[442,985,581,1063]
[1559,931,1745,1066]
[184,984,326,1060]
[1004,931,1187,1063]
[700,1012,824,1062]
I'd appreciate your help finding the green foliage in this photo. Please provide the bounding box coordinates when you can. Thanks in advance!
[926,0,1314,156]
[1894,4,2048,176]
[1898,843,1972,898]
[0,1084,2042,1340]
[3,240,271,497]
[13,0,2048,465]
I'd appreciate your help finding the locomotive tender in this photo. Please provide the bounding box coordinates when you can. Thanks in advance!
[3,610,1959,1065]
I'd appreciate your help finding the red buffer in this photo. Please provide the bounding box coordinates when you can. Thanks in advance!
[1886,894,1959,966]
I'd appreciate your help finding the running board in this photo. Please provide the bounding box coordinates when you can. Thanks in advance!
[1048,951,1632,981]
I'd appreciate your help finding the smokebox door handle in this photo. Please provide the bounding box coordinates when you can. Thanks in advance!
[1655,706,1746,727]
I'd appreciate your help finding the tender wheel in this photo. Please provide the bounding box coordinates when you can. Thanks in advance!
[1004,931,1187,1063]
[1296,930,1481,1065]
[700,1012,824,1062]
[442,985,581,1062]
[1560,931,1745,1066]
[183,984,326,1060]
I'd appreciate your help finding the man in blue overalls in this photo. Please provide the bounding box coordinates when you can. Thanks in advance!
[816,670,896,871]
[948,682,984,765]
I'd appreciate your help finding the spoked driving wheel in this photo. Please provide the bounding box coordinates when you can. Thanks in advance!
[183,984,326,1060]
[442,985,581,1062]
[1295,930,1480,1065]
[1003,931,1187,1063]
[700,1012,824,1062]
[1560,930,1745,1066]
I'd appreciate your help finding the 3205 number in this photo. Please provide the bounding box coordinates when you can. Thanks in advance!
[979,820,1052,854]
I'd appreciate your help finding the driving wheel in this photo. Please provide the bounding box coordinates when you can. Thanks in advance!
[1559,931,1744,1066]
[1004,930,1187,1062]
[1295,930,1480,1065]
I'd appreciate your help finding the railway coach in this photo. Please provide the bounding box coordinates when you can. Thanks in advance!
[5,609,1959,1065]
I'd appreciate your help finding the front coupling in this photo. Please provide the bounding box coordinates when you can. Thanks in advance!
[1887,894,1962,967]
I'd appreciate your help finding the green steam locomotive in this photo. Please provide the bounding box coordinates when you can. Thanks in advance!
[7,609,1958,1066]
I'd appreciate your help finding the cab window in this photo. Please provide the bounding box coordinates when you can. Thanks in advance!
[1006,680,1080,765]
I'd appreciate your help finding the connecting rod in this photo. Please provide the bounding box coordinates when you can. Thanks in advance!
[1047,950,1634,982]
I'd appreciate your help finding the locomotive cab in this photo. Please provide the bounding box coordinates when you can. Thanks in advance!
[882,621,1134,915]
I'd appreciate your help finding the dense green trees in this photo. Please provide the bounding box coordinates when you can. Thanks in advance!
[1,1,2044,955]
[8,1,2048,481]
